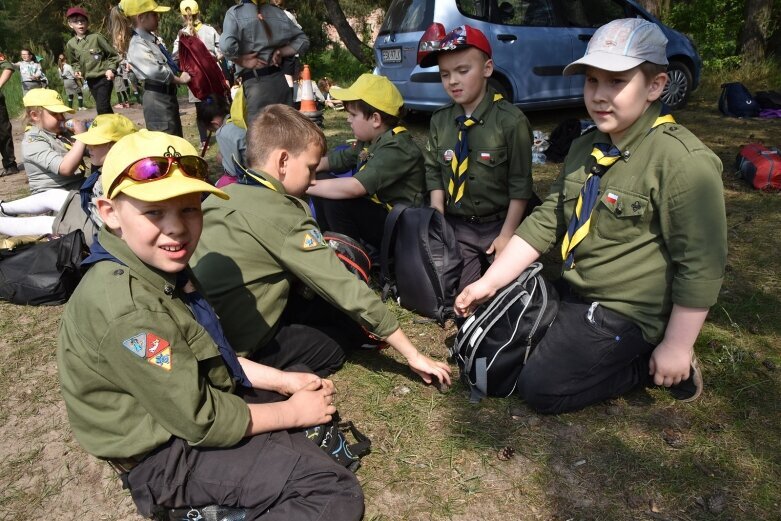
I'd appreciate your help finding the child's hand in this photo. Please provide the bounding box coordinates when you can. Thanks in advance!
[287,378,337,428]
[278,371,321,396]
[486,234,511,256]
[105,69,115,81]
[454,280,496,317]
[648,341,693,387]
[406,351,452,386]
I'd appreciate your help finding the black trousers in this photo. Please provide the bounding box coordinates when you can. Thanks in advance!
[517,288,655,414]
[315,196,388,253]
[243,71,292,125]
[249,292,374,377]
[0,93,16,169]
[125,388,364,521]
[446,217,504,293]
[87,76,114,115]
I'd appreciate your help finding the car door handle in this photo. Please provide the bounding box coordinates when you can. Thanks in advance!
[578,34,592,41]
[497,34,517,42]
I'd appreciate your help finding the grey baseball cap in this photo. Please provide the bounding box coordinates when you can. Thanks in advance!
[563,18,668,76]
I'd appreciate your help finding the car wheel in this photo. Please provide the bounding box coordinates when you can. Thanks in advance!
[661,61,692,109]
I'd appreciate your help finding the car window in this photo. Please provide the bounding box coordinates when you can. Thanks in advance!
[456,0,491,22]
[490,0,557,27]
[378,0,434,35]
[559,0,628,27]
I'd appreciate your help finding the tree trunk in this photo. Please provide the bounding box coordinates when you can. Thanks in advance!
[321,0,374,66]
[739,0,773,63]
[639,0,662,17]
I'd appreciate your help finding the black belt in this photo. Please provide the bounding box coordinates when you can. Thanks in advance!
[457,212,506,224]
[239,66,280,82]
[143,80,177,95]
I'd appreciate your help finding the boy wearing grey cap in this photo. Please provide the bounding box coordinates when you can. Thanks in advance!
[454,18,727,414]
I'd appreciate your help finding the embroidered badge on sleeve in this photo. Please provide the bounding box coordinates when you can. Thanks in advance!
[302,228,324,250]
[122,332,172,370]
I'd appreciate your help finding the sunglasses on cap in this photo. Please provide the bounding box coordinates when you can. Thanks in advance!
[107,153,209,198]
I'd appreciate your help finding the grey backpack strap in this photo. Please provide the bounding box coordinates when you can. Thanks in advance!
[469,357,488,403]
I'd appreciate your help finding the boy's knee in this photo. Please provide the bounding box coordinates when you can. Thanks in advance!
[517,370,566,415]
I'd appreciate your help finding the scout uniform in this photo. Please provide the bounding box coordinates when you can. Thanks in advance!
[220,1,309,122]
[190,169,399,372]
[318,126,426,250]
[17,59,44,93]
[0,53,17,175]
[512,18,727,414]
[127,27,183,136]
[64,22,121,114]
[58,61,83,108]
[21,87,87,194]
[58,131,363,520]
[424,86,534,289]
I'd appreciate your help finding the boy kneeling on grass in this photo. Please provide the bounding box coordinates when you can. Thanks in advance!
[57,130,364,520]
[455,19,727,414]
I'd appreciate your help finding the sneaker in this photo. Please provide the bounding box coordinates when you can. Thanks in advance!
[122,102,131,108]
[113,103,126,109]
[669,356,703,402]
[0,200,8,216]
[78,106,87,111]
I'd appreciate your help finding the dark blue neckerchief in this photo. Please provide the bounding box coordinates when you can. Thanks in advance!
[82,238,251,387]
[79,166,101,217]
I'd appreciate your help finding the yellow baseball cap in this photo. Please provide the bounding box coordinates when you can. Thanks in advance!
[119,0,171,17]
[179,0,198,14]
[102,130,228,201]
[74,114,138,145]
[330,73,404,117]
[23,88,75,113]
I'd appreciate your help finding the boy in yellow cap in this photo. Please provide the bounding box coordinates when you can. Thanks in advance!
[58,129,364,520]
[109,0,191,136]
[307,73,425,253]
[1,113,137,244]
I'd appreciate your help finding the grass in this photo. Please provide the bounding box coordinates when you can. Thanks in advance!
[1,72,780,520]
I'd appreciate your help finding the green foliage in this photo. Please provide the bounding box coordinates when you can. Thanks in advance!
[665,0,744,67]
[307,46,373,86]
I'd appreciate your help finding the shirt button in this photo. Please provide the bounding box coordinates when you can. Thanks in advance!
[113,269,124,276]
[622,150,631,159]
[164,284,174,295]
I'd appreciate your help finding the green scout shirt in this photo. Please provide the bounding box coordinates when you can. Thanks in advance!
[327,127,426,207]
[65,33,120,80]
[517,101,727,343]
[190,171,400,357]
[0,56,13,88]
[58,228,250,460]
[424,87,534,218]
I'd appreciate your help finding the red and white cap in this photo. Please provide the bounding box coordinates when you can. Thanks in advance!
[418,24,492,68]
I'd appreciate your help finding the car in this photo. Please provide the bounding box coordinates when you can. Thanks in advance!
[373,0,701,111]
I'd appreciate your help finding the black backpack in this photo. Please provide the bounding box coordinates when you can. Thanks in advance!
[451,263,558,402]
[0,230,87,306]
[718,82,760,118]
[323,231,372,284]
[545,118,582,163]
[380,204,463,325]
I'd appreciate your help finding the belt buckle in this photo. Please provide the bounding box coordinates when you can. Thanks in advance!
[465,215,480,224]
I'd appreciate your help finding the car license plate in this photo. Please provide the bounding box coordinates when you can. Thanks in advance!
[381,47,402,64]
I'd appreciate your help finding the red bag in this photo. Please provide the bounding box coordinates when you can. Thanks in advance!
[177,33,229,101]
[736,144,781,191]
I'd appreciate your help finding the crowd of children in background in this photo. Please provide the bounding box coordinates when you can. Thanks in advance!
[0,6,728,520]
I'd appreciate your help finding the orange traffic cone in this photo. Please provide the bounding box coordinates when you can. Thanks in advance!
[299,64,318,113]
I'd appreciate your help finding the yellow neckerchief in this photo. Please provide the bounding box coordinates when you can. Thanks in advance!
[227,85,247,129]
[232,156,279,191]
[192,19,203,33]
[367,126,407,210]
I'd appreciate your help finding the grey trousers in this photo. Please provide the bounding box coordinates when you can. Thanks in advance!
[142,90,183,137]
[243,71,293,125]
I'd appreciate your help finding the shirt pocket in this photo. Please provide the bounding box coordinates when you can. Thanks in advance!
[595,187,650,242]
[471,146,508,179]
[560,177,583,223]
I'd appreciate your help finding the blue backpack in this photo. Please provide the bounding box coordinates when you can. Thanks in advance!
[719,82,760,118]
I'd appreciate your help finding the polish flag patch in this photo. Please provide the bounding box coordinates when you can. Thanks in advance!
[606,192,618,204]
[480,152,491,161]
